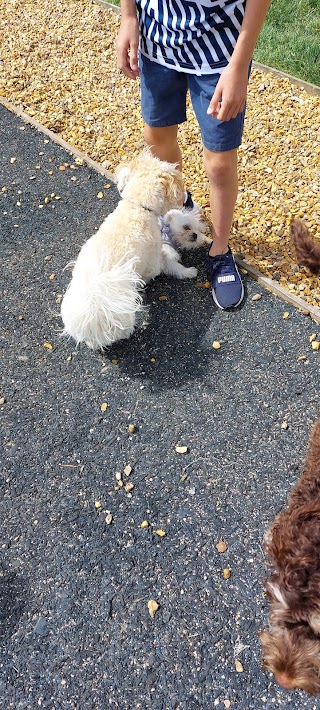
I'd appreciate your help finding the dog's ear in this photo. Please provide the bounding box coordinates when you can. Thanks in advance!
[115,164,131,194]
[163,211,174,227]
[160,172,184,207]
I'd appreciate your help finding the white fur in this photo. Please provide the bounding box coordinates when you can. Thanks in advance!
[61,256,144,350]
[161,208,211,279]
[61,153,210,350]
[161,243,197,279]
[267,582,289,610]
[61,150,184,350]
[163,208,210,251]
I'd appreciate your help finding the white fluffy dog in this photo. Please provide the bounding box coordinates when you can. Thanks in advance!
[160,207,211,278]
[61,150,209,351]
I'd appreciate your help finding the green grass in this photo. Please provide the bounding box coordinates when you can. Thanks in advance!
[255,0,320,85]
[107,0,320,85]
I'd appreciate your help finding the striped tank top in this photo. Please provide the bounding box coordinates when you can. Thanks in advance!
[137,0,246,75]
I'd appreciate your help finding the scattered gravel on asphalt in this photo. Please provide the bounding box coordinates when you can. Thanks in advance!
[1,104,320,708]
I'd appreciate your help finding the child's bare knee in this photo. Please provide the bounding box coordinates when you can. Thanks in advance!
[204,148,237,186]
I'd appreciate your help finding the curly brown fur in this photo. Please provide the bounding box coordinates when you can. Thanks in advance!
[260,419,320,694]
[291,219,320,274]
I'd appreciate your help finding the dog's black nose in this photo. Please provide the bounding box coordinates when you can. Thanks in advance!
[190,232,198,242]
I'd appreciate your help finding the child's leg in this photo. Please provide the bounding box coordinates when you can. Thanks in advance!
[139,54,188,173]
[143,124,182,171]
[203,147,238,257]
[187,70,248,308]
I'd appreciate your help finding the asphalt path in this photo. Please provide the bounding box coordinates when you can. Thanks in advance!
[1,104,319,710]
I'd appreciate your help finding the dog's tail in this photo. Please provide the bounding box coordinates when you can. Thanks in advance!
[61,257,145,350]
[290,219,320,274]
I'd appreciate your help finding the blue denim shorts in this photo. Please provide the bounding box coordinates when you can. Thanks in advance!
[139,54,249,152]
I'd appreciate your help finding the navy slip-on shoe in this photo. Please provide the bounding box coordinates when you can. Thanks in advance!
[208,246,244,309]
[183,190,200,213]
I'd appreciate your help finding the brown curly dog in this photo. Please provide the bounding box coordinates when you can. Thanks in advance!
[260,419,320,695]
[291,219,320,274]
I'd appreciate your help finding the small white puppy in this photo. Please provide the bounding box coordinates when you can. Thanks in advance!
[160,207,211,278]
[61,150,184,350]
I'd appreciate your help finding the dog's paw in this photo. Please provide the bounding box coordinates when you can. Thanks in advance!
[202,235,213,246]
[185,266,198,278]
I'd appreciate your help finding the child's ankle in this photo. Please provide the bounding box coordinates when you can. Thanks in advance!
[209,243,229,258]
